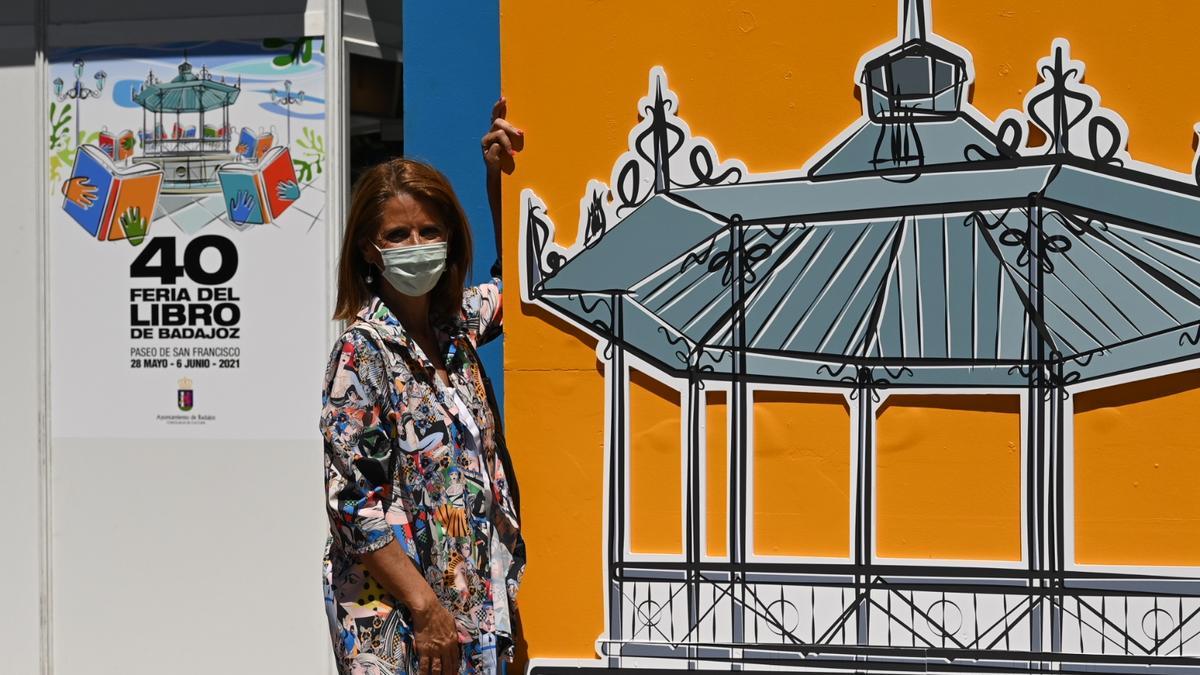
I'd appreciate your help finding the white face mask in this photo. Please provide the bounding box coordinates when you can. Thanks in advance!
[374,241,447,297]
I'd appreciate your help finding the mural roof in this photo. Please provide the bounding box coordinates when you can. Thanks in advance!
[133,60,241,113]
[521,1,1200,389]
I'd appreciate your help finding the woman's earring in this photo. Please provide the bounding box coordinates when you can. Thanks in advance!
[365,271,374,284]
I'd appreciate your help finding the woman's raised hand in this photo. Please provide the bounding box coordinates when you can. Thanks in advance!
[411,593,462,675]
[482,97,524,175]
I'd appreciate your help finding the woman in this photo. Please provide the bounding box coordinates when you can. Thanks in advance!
[322,104,525,675]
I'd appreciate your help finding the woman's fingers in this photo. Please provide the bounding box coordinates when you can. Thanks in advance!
[482,128,514,157]
[484,142,504,167]
[484,141,514,174]
[483,96,521,175]
[413,602,462,674]
[444,641,462,675]
[482,129,517,175]
[491,118,524,152]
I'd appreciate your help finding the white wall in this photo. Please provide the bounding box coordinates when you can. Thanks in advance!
[51,439,334,674]
[0,2,44,674]
[0,1,345,673]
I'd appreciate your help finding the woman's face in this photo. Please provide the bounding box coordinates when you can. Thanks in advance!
[365,192,449,263]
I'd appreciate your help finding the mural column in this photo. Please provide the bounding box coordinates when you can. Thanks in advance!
[684,373,703,668]
[606,293,628,666]
[728,215,749,664]
[853,370,877,654]
[1049,361,1068,655]
[1024,193,1065,663]
[1025,192,1046,661]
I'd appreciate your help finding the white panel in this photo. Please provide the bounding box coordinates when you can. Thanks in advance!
[343,0,402,60]
[0,25,44,675]
[42,7,344,674]
[52,439,332,675]
[47,0,325,47]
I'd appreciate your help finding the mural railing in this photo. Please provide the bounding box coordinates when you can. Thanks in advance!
[610,564,1200,670]
[143,137,231,155]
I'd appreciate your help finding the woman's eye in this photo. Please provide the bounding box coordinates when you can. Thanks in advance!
[421,228,441,239]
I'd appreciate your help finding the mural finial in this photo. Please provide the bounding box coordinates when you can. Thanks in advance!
[901,0,928,42]
[650,72,672,194]
[519,65,746,303]
[1021,38,1129,163]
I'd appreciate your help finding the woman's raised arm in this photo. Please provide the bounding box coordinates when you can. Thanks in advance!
[481,96,524,275]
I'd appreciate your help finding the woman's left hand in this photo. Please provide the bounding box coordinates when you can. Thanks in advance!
[482,97,524,175]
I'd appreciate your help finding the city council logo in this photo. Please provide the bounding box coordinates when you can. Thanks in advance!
[177,376,194,412]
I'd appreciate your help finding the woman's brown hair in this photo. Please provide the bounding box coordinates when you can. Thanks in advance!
[334,158,474,321]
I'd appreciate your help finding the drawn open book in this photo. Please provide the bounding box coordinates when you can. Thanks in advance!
[98,129,136,161]
[62,144,163,241]
[236,126,274,161]
[217,146,299,226]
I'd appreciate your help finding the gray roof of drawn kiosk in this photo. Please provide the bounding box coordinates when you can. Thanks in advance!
[133,58,241,113]
[520,0,1200,390]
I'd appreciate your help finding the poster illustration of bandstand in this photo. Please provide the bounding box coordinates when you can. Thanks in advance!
[520,1,1200,672]
[49,38,326,242]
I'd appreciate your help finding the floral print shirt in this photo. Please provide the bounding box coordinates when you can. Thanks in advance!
[321,284,523,675]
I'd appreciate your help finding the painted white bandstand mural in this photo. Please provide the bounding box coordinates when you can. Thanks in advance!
[522,1,1200,672]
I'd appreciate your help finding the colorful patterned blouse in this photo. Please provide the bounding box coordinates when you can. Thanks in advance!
[321,284,523,675]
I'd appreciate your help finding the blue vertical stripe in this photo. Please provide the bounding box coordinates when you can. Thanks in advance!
[403,1,503,408]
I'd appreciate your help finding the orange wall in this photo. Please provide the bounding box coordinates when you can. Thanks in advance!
[628,370,682,554]
[1075,370,1200,566]
[753,392,851,558]
[500,0,1200,660]
[706,391,728,558]
[876,395,1022,561]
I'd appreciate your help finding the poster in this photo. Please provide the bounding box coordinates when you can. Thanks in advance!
[47,39,327,439]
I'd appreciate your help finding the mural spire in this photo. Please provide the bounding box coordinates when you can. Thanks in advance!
[900,0,928,42]
[650,73,671,194]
